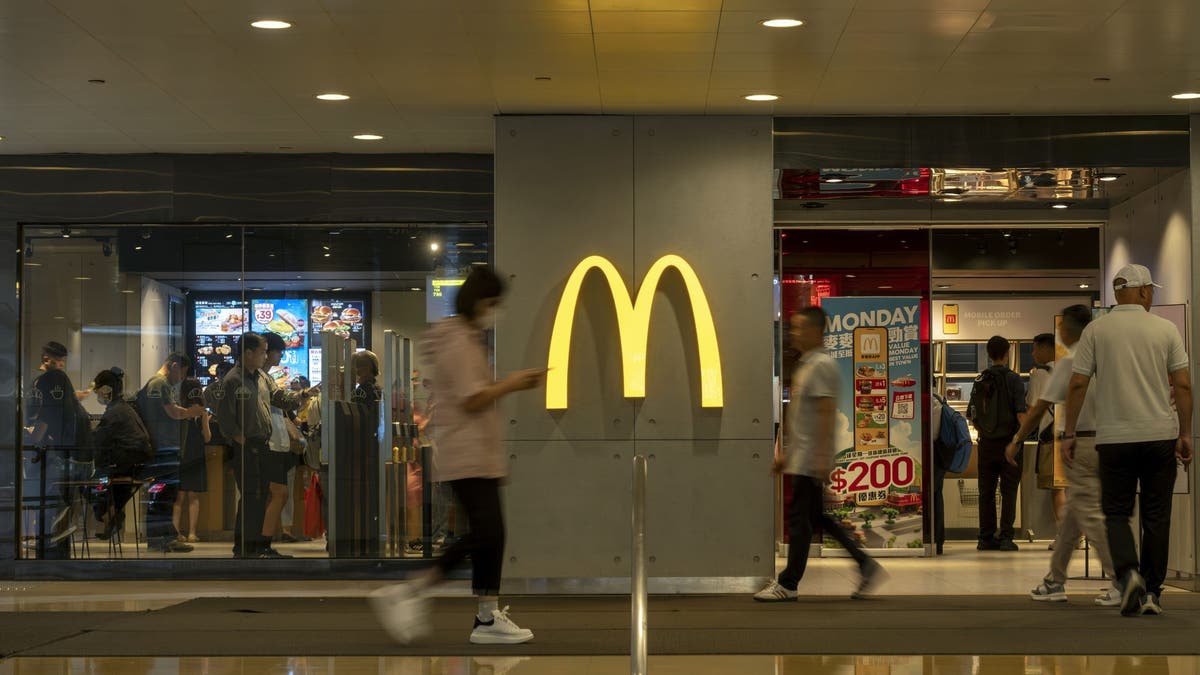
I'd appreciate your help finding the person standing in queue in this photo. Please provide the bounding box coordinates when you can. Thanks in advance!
[138,352,204,553]
[967,336,1027,551]
[371,266,546,645]
[174,377,211,544]
[1005,306,1119,606]
[215,332,301,559]
[260,333,306,556]
[753,306,888,602]
[1028,332,1066,533]
[1063,264,1192,616]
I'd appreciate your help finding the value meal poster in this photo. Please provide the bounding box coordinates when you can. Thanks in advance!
[251,298,309,389]
[820,297,924,553]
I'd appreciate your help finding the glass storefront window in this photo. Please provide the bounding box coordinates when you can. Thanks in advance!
[18,223,487,561]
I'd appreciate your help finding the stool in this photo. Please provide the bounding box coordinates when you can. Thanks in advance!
[103,477,145,559]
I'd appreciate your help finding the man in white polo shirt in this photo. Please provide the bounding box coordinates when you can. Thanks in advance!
[1063,264,1193,617]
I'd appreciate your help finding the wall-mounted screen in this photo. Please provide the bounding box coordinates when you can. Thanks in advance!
[426,276,465,322]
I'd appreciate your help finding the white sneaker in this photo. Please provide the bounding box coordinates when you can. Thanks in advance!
[470,607,534,645]
[1140,592,1164,616]
[369,583,431,644]
[1094,586,1121,607]
[753,580,798,602]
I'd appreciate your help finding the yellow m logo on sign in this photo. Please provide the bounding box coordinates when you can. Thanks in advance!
[546,254,724,410]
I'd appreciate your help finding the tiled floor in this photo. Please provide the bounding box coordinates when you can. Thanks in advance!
[0,539,1127,612]
[0,656,1197,675]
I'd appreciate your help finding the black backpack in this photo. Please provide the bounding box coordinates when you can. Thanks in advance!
[967,366,1017,440]
[124,391,158,453]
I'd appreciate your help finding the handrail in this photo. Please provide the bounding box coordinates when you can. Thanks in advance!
[631,454,648,675]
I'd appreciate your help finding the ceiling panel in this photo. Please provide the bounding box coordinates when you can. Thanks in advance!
[845,10,981,35]
[0,0,1191,153]
[593,32,716,53]
[591,11,720,33]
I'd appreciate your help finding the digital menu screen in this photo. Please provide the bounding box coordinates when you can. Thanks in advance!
[251,298,310,389]
[193,299,248,386]
[426,276,465,322]
[309,298,367,386]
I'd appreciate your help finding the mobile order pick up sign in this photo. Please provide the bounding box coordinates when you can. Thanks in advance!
[819,297,924,554]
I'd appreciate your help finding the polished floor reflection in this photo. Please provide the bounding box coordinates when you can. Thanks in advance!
[0,656,1196,675]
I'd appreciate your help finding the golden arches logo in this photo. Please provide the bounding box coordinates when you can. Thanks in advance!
[546,254,723,410]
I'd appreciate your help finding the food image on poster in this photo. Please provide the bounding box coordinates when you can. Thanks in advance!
[193,299,249,386]
[309,298,367,387]
[252,299,310,384]
[852,329,889,454]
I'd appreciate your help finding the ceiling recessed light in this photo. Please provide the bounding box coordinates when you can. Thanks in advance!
[456,242,475,248]
[74,276,91,281]
[53,316,65,320]
[430,242,440,252]
[936,284,951,289]
[824,177,844,183]
[354,134,383,140]
[225,233,234,239]
[410,287,422,292]
[845,274,857,278]
[332,287,343,292]
[251,287,263,291]
[1171,92,1200,100]
[878,285,893,290]
[1079,283,1091,289]
[316,93,350,101]
[760,18,804,28]
[134,245,142,251]
[1051,202,1071,209]
[323,252,331,257]
[24,262,41,267]
[1098,174,1121,182]
[121,289,134,294]
[251,20,291,30]
[744,94,779,102]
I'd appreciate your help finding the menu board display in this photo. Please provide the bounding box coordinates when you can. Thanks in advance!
[193,299,248,386]
[310,298,366,385]
[191,294,369,389]
[252,299,310,388]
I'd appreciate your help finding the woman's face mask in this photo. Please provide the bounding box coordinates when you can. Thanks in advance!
[94,385,112,405]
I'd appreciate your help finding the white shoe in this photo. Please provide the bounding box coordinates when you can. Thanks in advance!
[1094,586,1121,607]
[470,606,534,645]
[369,583,431,644]
[753,580,798,602]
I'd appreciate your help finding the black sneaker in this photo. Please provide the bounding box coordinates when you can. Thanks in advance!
[257,548,294,559]
[977,538,1001,551]
[1119,569,1147,617]
[998,539,1020,551]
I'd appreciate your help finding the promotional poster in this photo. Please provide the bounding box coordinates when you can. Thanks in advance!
[820,297,924,553]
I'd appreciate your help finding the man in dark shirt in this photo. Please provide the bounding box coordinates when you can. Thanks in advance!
[968,335,1028,551]
[25,341,83,558]
[138,352,204,553]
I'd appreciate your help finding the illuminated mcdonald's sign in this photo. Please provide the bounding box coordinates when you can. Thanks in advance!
[546,254,724,410]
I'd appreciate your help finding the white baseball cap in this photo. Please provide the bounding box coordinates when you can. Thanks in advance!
[1112,263,1162,290]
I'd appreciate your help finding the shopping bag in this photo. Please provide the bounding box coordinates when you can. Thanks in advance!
[303,473,325,539]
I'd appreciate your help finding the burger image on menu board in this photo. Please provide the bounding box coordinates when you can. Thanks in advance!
[312,305,333,324]
[341,307,362,324]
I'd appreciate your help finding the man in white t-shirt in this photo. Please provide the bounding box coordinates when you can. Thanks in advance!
[1006,305,1118,606]
[754,306,887,602]
[1063,264,1193,617]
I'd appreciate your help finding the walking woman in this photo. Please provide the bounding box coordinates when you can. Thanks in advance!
[371,266,545,645]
